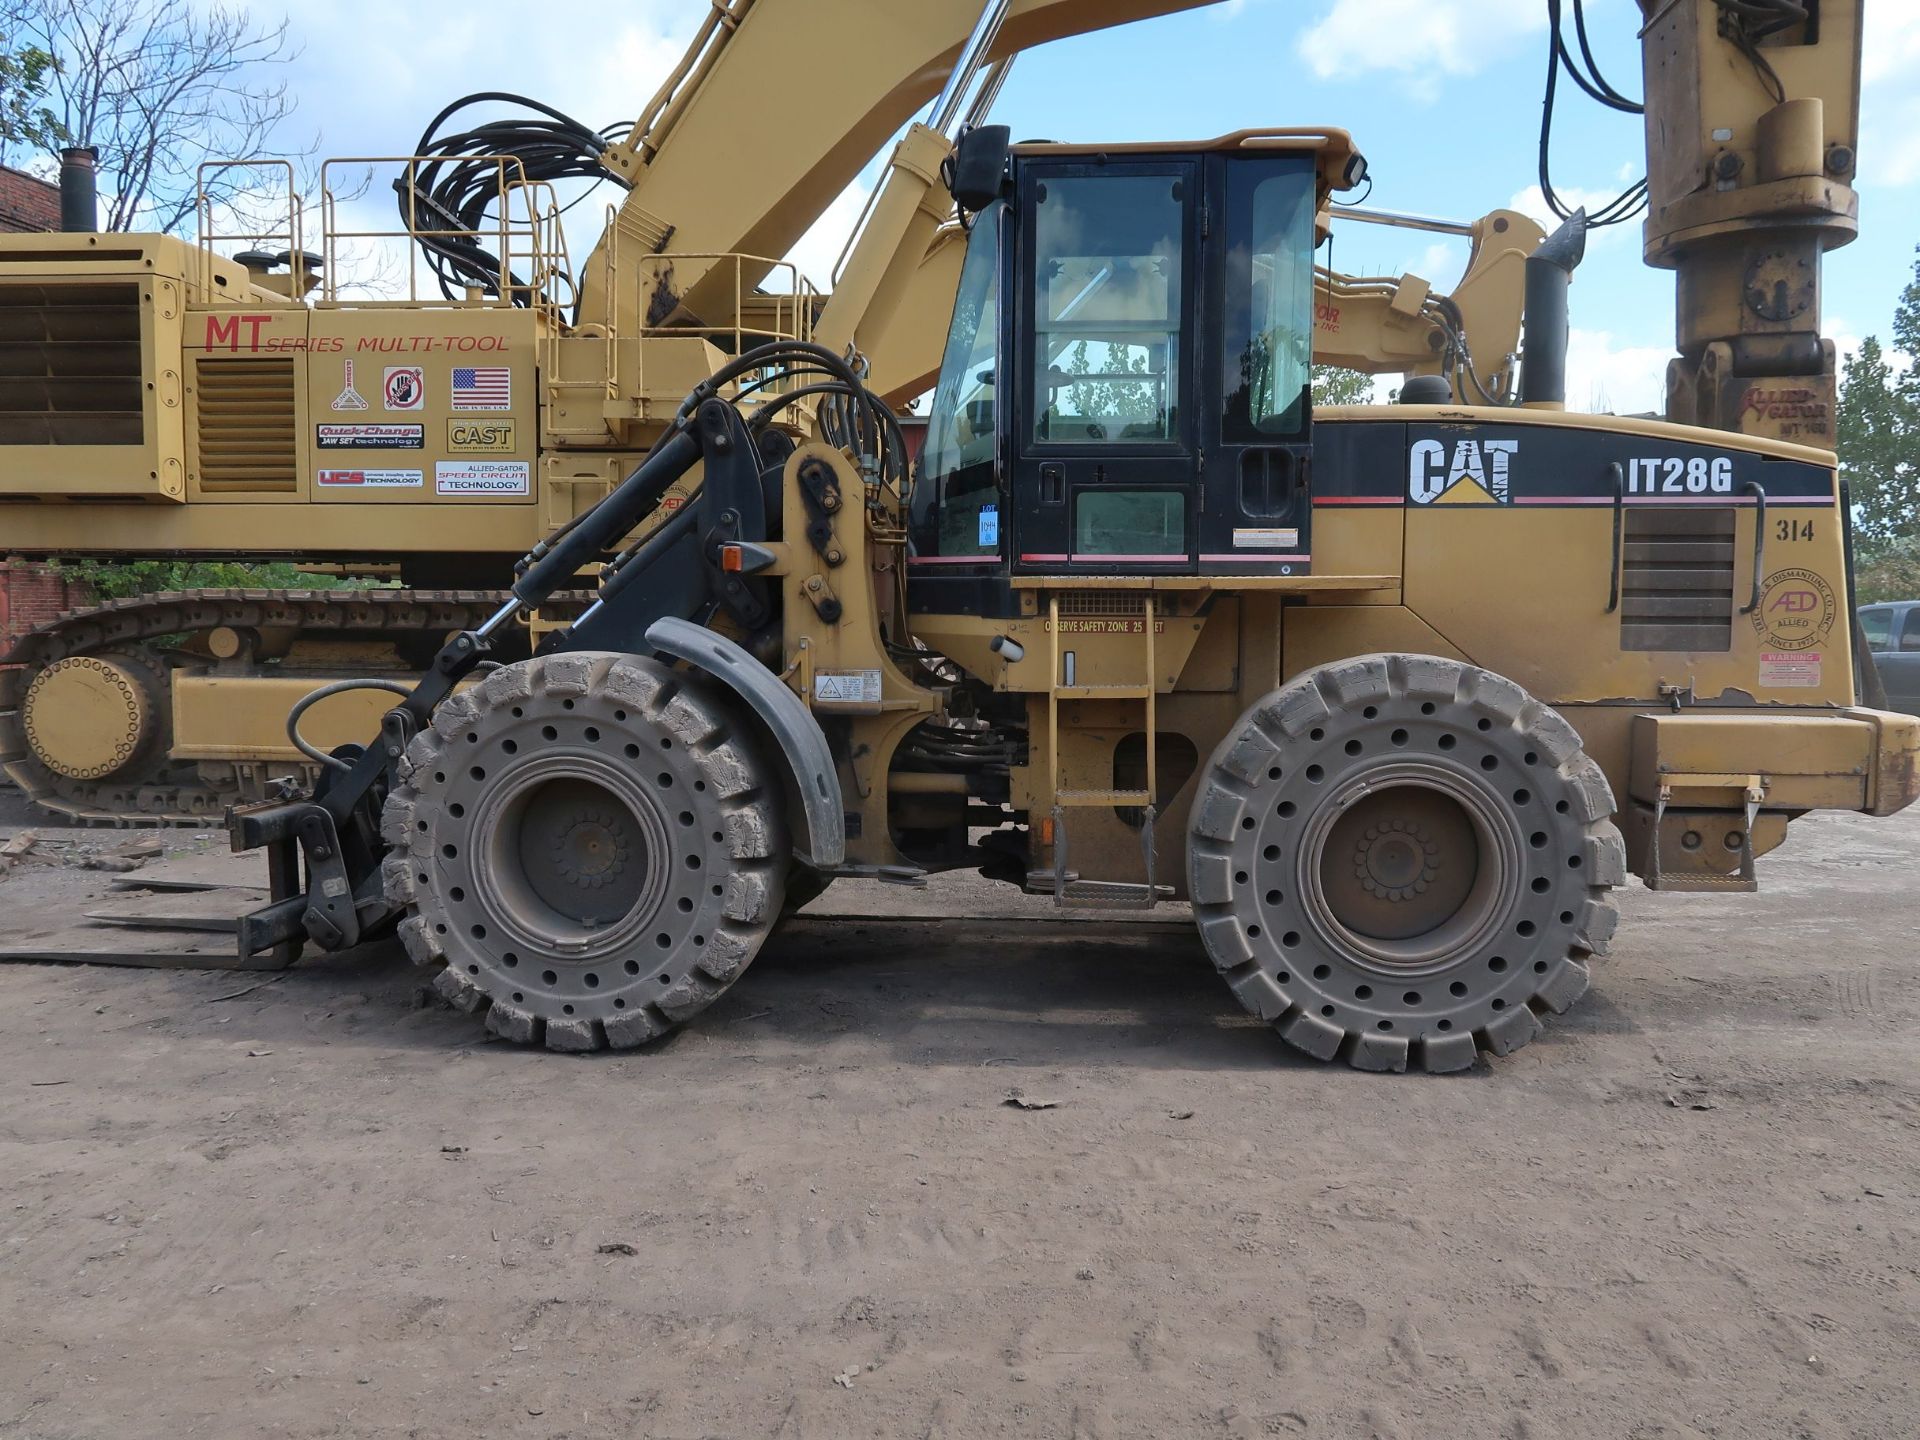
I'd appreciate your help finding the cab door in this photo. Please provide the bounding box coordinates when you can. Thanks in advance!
[1195,152,1319,575]
[1009,160,1199,574]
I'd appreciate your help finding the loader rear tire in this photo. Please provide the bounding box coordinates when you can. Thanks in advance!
[1186,654,1623,1073]
[381,651,787,1051]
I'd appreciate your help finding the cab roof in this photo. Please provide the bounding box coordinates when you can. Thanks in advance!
[1008,128,1366,203]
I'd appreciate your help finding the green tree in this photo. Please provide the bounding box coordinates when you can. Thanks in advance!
[57,558,362,601]
[1311,364,1377,406]
[0,28,61,149]
[1837,245,1920,603]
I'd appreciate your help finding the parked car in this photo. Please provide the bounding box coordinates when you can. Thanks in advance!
[1859,600,1920,717]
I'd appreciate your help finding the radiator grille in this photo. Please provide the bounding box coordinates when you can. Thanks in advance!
[0,281,144,445]
[1619,507,1735,652]
[195,358,298,492]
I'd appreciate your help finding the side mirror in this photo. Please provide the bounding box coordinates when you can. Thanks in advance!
[949,125,1011,212]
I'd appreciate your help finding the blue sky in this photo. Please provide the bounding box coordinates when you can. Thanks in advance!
[265,0,1917,413]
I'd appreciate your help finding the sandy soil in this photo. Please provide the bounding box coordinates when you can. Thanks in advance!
[1,793,1917,1438]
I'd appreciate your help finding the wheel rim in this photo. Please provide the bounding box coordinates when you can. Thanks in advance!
[1298,761,1521,973]
[471,753,670,959]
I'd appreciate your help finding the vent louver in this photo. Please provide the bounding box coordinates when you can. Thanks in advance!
[195,358,298,492]
[0,281,144,446]
[1619,507,1735,652]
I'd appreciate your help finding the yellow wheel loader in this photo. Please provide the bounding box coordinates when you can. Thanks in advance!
[229,106,1915,1070]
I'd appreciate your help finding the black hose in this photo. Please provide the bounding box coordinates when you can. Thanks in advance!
[1539,0,1648,228]
[288,679,416,771]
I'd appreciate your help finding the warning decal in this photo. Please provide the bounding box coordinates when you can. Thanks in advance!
[1759,651,1822,689]
[383,367,426,412]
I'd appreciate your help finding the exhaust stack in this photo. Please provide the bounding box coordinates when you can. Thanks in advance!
[59,147,99,233]
[1519,210,1588,408]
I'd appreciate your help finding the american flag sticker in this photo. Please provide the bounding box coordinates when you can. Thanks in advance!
[451,366,511,411]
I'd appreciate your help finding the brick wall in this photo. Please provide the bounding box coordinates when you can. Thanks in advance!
[0,163,61,234]
[0,559,92,655]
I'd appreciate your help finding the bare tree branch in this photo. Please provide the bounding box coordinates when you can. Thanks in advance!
[0,0,305,236]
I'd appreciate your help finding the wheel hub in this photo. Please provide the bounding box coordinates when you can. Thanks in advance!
[1302,761,1519,970]
[1351,820,1439,899]
[477,762,671,952]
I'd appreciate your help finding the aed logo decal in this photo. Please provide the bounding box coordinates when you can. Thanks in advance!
[1408,438,1518,505]
[1751,567,1836,652]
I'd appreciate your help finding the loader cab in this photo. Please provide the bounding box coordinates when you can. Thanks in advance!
[911,130,1362,605]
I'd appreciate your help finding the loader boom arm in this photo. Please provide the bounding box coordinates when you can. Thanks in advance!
[573,0,1221,334]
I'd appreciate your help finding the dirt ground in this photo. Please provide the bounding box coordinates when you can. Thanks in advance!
[1,788,1917,1439]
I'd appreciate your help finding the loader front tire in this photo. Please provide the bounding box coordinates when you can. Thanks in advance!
[381,652,787,1051]
[1187,654,1623,1073]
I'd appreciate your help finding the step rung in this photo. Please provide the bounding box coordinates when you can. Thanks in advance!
[1055,788,1151,806]
[1054,684,1153,699]
[1056,879,1174,909]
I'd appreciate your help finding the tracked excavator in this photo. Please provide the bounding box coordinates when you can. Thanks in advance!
[0,0,1539,825]
[19,0,1920,1072]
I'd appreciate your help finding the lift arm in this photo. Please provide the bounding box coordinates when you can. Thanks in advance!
[572,0,1221,334]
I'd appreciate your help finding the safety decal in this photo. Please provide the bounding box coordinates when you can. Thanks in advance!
[383,367,426,412]
[1758,652,1822,689]
[1750,568,1836,653]
[329,359,370,412]
[317,423,423,450]
[814,670,883,706]
[436,460,529,496]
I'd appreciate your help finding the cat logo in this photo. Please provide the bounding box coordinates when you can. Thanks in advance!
[1408,437,1519,505]
[446,419,516,454]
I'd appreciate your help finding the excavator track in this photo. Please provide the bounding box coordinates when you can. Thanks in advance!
[0,589,583,827]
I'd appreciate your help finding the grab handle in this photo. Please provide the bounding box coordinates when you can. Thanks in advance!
[1605,462,1624,615]
[1738,481,1766,615]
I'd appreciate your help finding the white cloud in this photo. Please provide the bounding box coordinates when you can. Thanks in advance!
[1297,0,1544,99]
[1860,2,1920,186]
[1564,327,1672,416]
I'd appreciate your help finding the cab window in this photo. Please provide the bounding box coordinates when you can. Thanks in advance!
[918,200,1004,558]
[1030,174,1184,445]
[1220,157,1317,441]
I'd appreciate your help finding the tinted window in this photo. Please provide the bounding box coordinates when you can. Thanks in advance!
[1903,609,1920,652]
[1074,490,1186,557]
[1859,608,1893,652]
[919,201,1004,558]
[1221,158,1317,441]
[1031,174,1184,445]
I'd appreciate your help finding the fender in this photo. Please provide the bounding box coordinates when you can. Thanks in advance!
[645,617,846,869]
